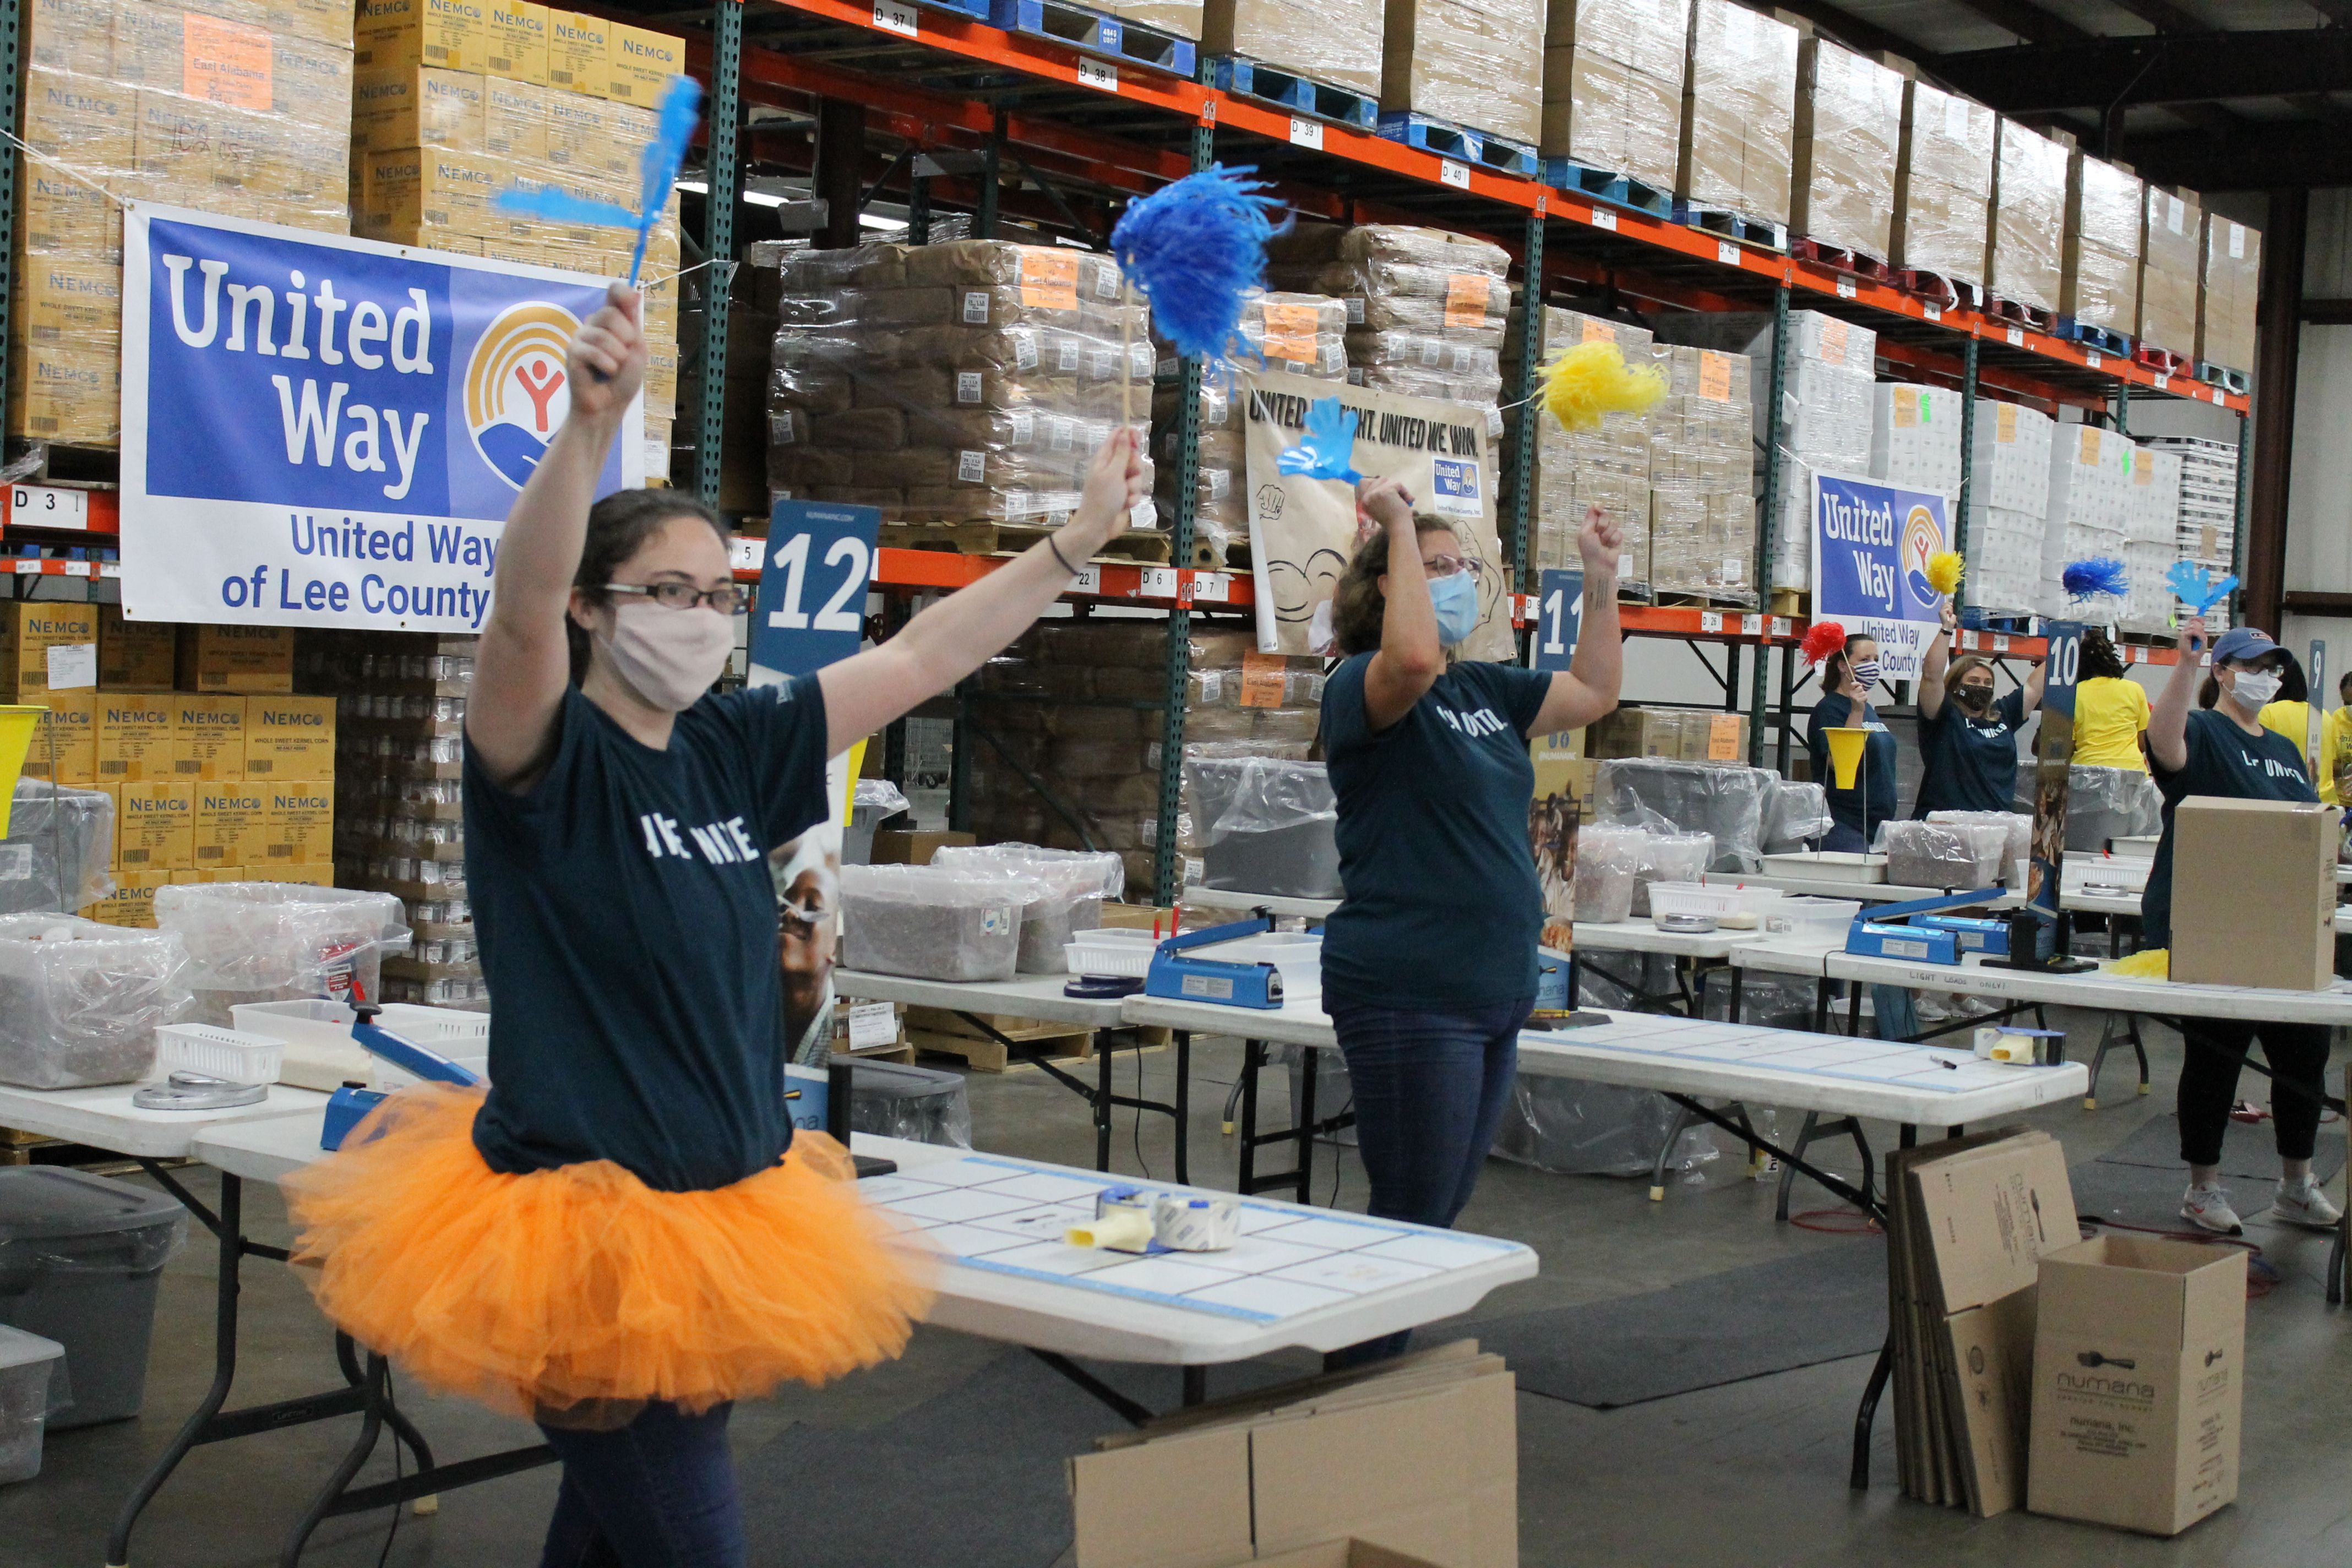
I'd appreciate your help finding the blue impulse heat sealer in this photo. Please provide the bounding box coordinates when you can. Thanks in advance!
[321,1001,483,1151]
[1844,888,2007,965]
[1145,915,1287,1009]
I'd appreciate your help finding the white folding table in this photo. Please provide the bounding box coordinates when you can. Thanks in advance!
[831,970,1191,1180]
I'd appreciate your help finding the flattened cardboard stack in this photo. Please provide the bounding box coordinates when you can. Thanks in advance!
[2196,214,2260,375]
[1201,0,1380,100]
[1069,1341,1516,1568]
[2062,150,2143,339]
[1885,1128,2077,1516]
[1382,0,1544,145]
[1788,35,1903,264]
[1892,78,1996,290]
[2135,187,2201,359]
[1986,119,2067,316]
[1540,0,1688,188]
[1675,0,1795,230]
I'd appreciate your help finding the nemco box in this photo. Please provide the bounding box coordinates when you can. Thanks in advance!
[242,695,336,778]
[2028,1235,2244,1537]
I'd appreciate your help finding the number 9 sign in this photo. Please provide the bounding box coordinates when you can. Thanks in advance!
[748,499,881,683]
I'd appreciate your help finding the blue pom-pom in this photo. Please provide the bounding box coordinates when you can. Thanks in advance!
[2062,557,2130,602]
[1277,396,1362,484]
[489,74,701,284]
[2165,560,2238,614]
[1109,165,1289,364]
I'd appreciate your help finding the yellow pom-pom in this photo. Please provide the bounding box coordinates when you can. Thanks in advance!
[2103,948,2170,981]
[1539,340,1667,433]
[1925,549,1964,598]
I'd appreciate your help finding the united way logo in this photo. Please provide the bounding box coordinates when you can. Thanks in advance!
[466,301,578,488]
[1901,502,1943,607]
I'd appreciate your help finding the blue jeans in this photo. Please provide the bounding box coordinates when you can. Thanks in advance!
[537,1401,743,1568]
[1323,994,1531,1366]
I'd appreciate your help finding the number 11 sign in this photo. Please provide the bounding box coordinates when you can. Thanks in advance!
[748,500,880,684]
[1529,568,1582,673]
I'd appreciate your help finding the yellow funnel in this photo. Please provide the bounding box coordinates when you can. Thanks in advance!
[1824,726,1869,791]
[0,706,45,838]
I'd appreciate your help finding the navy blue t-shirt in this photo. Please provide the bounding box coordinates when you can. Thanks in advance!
[1319,656,1551,1008]
[465,679,830,1193]
[1915,687,2028,815]
[2141,707,2316,948]
[1807,693,1897,850]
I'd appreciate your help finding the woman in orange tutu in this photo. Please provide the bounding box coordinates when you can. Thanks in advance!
[286,282,1147,1565]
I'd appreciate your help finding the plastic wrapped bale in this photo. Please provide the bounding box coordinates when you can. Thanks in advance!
[2035,765,2162,852]
[1184,756,1341,899]
[0,782,113,918]
[931,846,1125,972]
[1927,809,2032,879]
[839,865,1025,982]
[1763,778,1832,854]
[1631,831,1715,918]
[1876,819,2007,890]
[845,778,911,865]
[0,916,193,1090]
[150,885,410,1028]
[932,843,1125,901]
[1492,1075,1711,1178]
[1594,759,1769,872]
[840,1058,972,1149]
[1574,825,1645,924]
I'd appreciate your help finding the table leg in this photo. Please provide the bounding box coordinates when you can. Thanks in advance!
[1728,966,1745,1024]
[1294,1048,1319,1205]
[1814,978,1832,1033]
[1238,1039,1263,1194]
[1182,1366,1207,1407]
[1649,1102,1695,1202]
[1847,981,1864,1037]
[281,1354,391,1567]
[2332,1209,2348,1308]
[1850,1123,1920,1491]
[1096,1022,1115,1172]
[1173,1030,1192,1186]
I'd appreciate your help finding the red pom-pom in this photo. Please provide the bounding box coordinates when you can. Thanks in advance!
[1799,620,1848,667]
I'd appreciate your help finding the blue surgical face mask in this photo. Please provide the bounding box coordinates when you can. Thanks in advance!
[1429,571,1480,647]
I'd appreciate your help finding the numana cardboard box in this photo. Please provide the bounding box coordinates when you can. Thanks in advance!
[2168,797,2338,990]
[2028,1235,2245,1537]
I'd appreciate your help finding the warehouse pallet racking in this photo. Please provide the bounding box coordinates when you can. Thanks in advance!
[0,0,2249,903]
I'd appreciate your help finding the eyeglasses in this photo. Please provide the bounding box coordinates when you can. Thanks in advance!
[779,895,832,930]
[605,581,747,614]
[1423,556,1488,580]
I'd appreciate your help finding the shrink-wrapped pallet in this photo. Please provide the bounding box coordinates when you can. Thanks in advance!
[1201,0,1382,96]
[2136,187,2201,358]
[1892,79,1995,287]
[1988,119,2067,316]
[2062,151,2143,336]
[1675,0,1796,227]
[1964,399,2055,617]
[1542,0,1689,186]
[1503,303,1658,577]
[1381,0,1545,145]
[1789,37,1903,262]
[2197,214,2260,373]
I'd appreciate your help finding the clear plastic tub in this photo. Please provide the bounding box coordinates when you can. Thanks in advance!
[840,865,1025,982]
[0,1323,63,1484]
[1632,832,1716,917]
[1646,882,1783,928]
[1575,825,1646,924]
[151,1023,283,1087]
[1760,896,1864,940]
[151,884,410,1027]
[230,1000,492,1093]
[0,916,193,1090]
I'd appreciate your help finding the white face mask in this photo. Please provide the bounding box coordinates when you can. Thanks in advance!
[2229,669,2282,710]
[594,598,734,711]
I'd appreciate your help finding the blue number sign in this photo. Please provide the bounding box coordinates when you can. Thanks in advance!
[748,500,880,682]
[1529,568,1583,673]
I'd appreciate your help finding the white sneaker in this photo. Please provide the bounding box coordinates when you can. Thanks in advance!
[2268,1177,2343,1231]
[2181,1183,2244,1236]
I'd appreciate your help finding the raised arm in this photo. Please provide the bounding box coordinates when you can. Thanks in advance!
[1359,476,1442,732]
[1917,599,1957,720]
[816,428,1146,756]
[2019,654,2046,718]
[1531,504,1624,734]
[466,285,646,790]
[2147,615,2207,772]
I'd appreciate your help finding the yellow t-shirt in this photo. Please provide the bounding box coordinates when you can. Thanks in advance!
[2070,677,2151,772]
[2260,699,2348,805]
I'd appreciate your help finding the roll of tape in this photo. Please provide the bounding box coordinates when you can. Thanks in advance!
[1066,1207,1156,1253]
[1152,1192,1240,1251]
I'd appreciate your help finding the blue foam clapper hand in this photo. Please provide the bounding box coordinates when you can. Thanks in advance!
[2164,560,2238,614]
[488,73,702,285]
[1276,396,1362,483]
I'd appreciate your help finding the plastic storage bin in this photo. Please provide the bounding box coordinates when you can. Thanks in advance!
[1574,825,1645,923]
[933,848,1123,973]
[1065,928,1159,978]
[230,999,491,1092]
[0,1323,63,1484]
[840,865,1025,982]
[1760,896,1864,940]
[0,915,193,1090]
[1,781,114,918]
[1185,756,1342,899]
[0,1168,186,1428]
[837,1059,973,1148]
[151,1023,284,1087]
[152,884,410,1027]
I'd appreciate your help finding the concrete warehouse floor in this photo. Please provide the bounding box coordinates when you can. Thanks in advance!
[7,1007,2351,1568]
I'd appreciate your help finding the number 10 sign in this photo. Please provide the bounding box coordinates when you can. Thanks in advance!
[748,500,880,683]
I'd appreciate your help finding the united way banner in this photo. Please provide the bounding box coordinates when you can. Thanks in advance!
[121,204,643,630]
[1810,470,1951,681]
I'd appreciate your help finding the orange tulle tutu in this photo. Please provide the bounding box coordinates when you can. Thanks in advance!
[284,1084,935,1426]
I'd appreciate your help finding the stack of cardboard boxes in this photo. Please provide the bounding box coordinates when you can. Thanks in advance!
[1382,0,1544,146]
[6,603,331,925]
[350,1,684,458]
[2120,444,2184,636]
[1505,303,1656,585]
[1986,119,2068,318]
[2035,423,2135,619]
[1542,0,1688,187]
[1788,35,1904,264]
[1675,0,1795,232]
[1201,0,1380,106]
[2197,214,2260,376]
[1964,399,2056,618]
[1868,383,1962,498]
[2135,187,2202,360]
[309,630,484,1008]
[2061,150,2143,340]
[1892,77,1996,291]
[1644,342,1754,605]
[2142,434,2240,632]
[13,0,358,446]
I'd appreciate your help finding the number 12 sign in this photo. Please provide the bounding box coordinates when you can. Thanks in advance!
[748,500,880,683]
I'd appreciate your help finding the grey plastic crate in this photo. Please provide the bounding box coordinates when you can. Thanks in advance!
[0,1169,186,1428]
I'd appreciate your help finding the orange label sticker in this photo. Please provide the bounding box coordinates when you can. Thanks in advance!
[1706,714,1742,761]
[1697,350,1732,402]
[1261,301,1319,365]
[1893,386,1918,428]
[1578,314,1616,344]
[1239,650,1287,709]
[1996,401,2018,442]
[1818,317,1850,366]
[2079,427,2101,464]
[1017,248,1080,311]
[184,14,272,111]
[1444,272,1491,329]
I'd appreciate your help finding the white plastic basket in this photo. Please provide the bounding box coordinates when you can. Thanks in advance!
[1064,928,1159,979]
[153,1023,285,1087]
[231,1000,492,1091]
[1760,897,1864,941]
[1646,883,1783,927]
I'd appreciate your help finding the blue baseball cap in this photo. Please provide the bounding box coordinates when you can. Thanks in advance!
[2208,626,2281,666]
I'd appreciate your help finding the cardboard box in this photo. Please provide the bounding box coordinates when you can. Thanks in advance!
[91,866,172,927]
[869,829,977,864]
[175,623,295,694]
[96,693,174,781]
[1675,0,1795,226]
[481,75,548,160]
[26,0,113,77]
[351,65,486,151]
[4,341,115,446]
[1676,710,1747,762]
[484,0,549,82]
[545,8,608,95]
[0,601,98,701]
[605,21,682,105]
[357,0,491,74]
[2028,1235,2245,1536]
[96,606,175,690]
[170,694,247,780]
[1789,35,1903,261]
[19,688,96,784]
[1379,0,1544,148]
[1244,1544,1446,1568]
[192,781,268,867]
[21,165,122,261]
[242,694,336,778]
[2168,797,2337,990]
[1892,79,1995,286]
[2062,150,2143,335]
[1200,0,1383,97]
[1988,118,2067,316]
[262,781,335,864]
[358,145,512,239]
[2197,214,2260,374]
[246,862,336,886]
[116,781,195,871]
[2136,186,2201,356]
